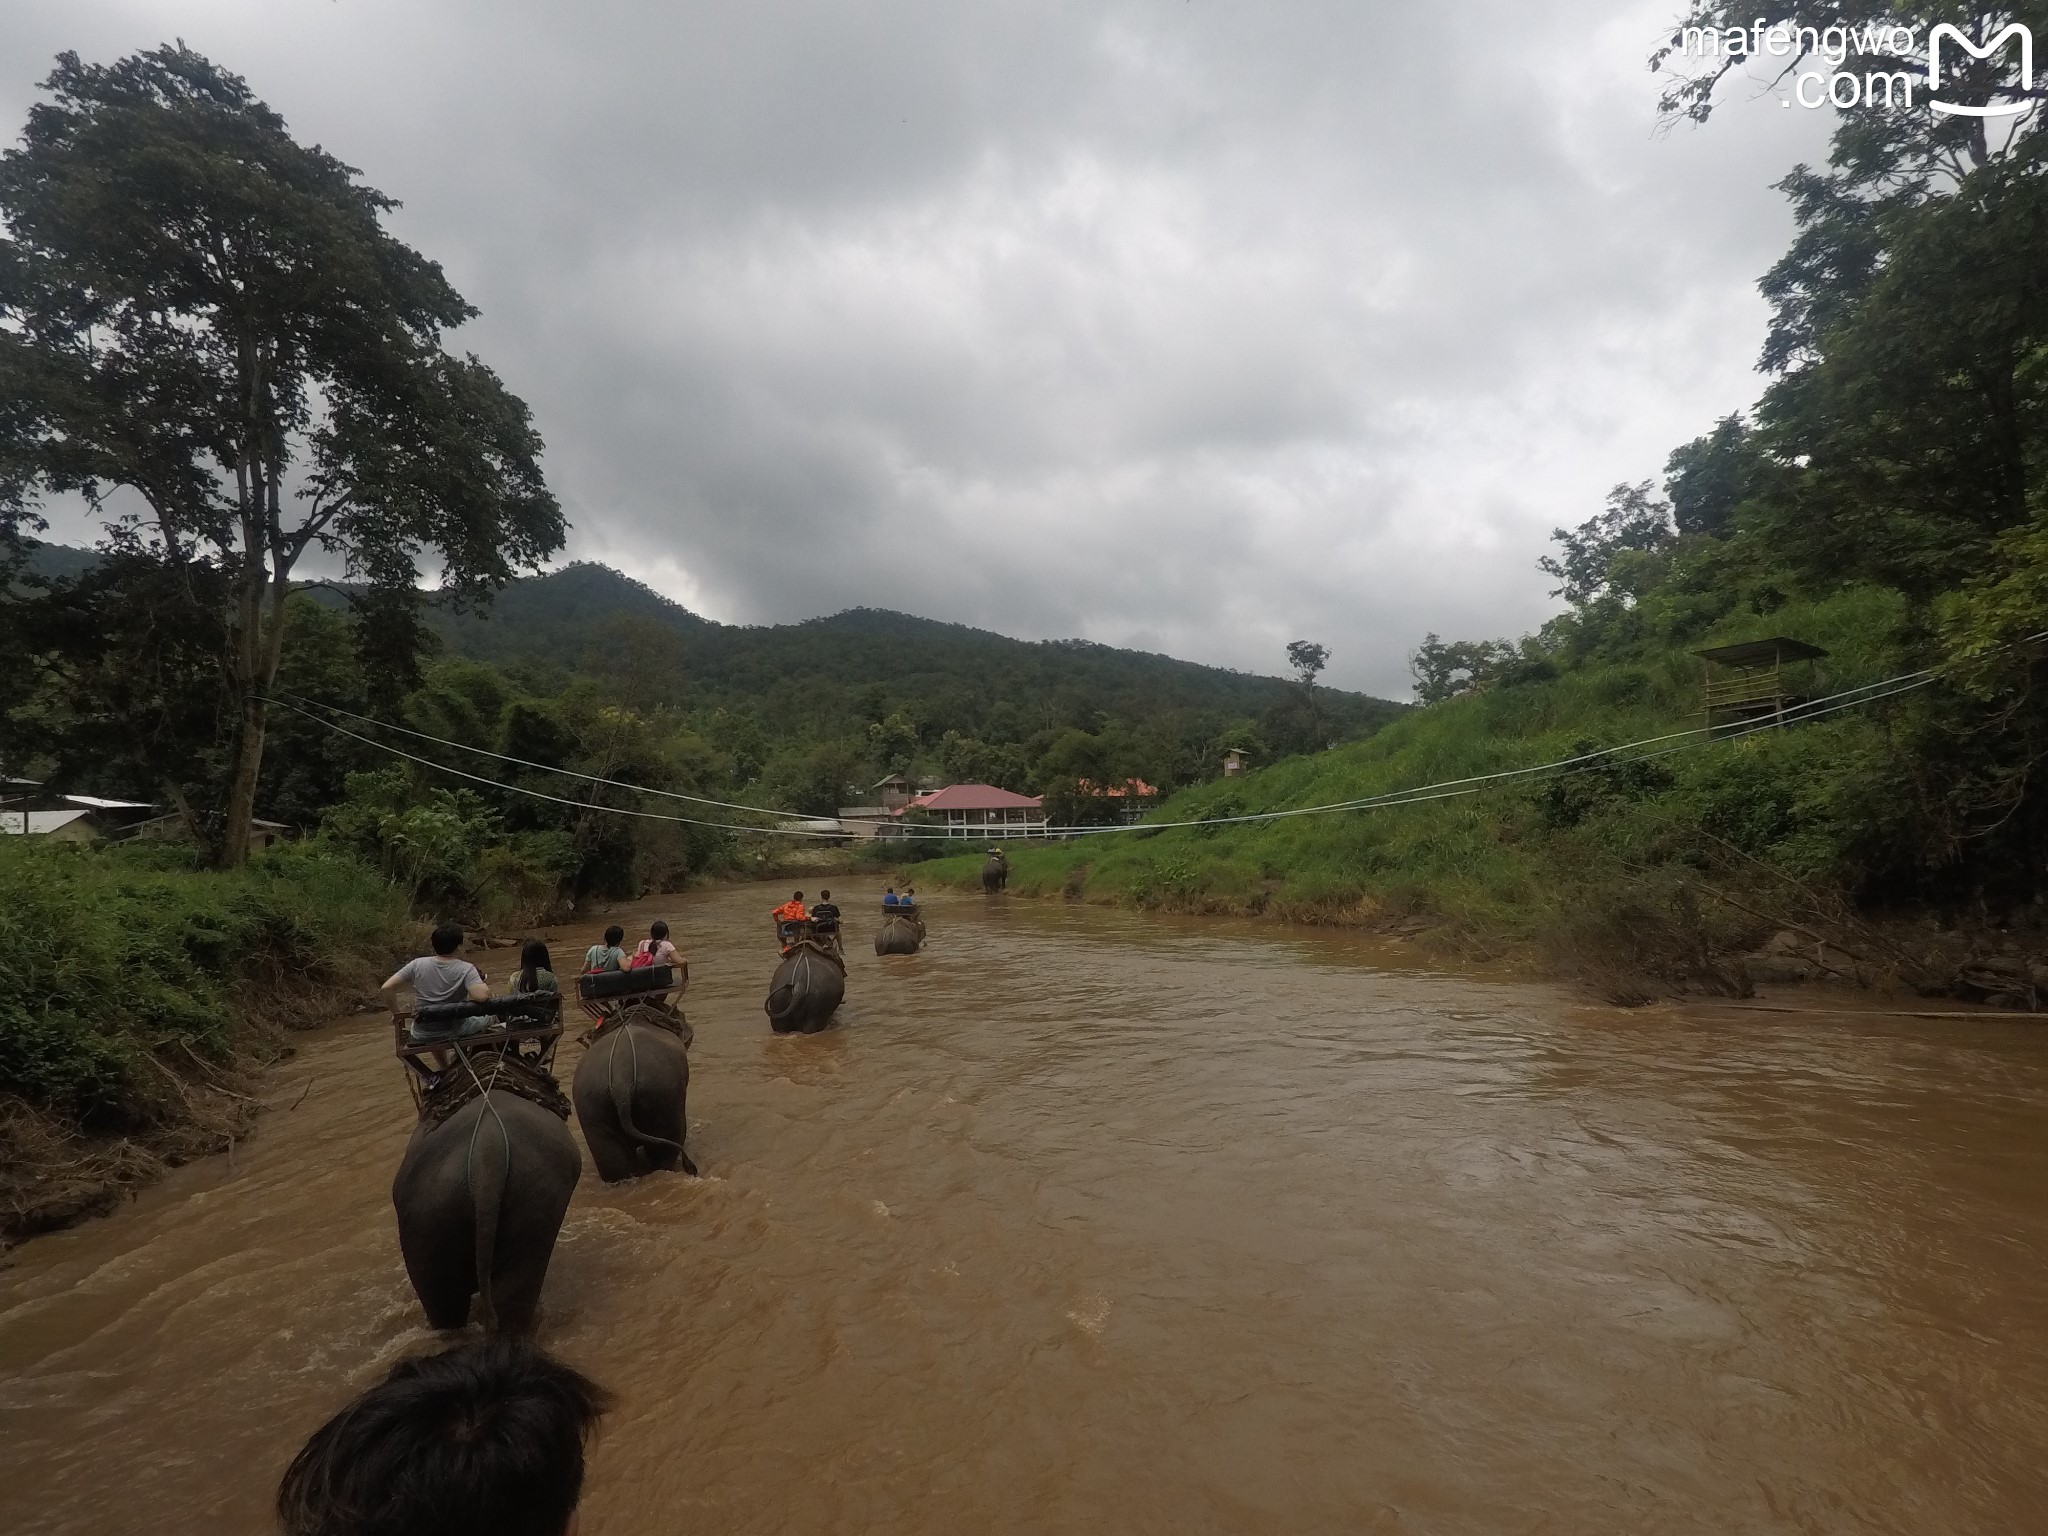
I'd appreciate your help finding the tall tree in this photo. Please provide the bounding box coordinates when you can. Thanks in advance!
[1285,640,1329,745]
[0,46,562,862]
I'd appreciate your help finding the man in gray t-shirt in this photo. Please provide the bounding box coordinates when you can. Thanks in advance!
[383,923,491,1038]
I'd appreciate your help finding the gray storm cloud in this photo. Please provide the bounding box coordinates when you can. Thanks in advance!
[0,0,1831,694]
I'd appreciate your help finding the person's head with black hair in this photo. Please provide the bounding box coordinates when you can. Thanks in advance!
[277,1339,612,1536]
[430,923,465,957]
[818,889,831,901]
[649,920,669,945]
[517,940,553,995]
[603,924,625,948]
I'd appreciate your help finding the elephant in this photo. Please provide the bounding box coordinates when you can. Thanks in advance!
[982,853,1010,892]
[875,912,923,955]
[572,1009,698,1181]
[765,942,846,1033]
[391,1089,581,1333]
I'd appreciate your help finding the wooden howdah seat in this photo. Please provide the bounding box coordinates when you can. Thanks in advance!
[776,917,843,963]
[573,961,689,1025]
[395,991,570,1124]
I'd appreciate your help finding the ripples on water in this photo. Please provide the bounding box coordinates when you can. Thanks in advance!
[2,884,2046,1534]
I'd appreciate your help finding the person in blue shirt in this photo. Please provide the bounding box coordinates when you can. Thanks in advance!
[882,887,900,910]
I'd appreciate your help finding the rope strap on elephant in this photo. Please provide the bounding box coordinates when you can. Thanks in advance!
[581,1000,692,1048]
[417,1042,573,1127]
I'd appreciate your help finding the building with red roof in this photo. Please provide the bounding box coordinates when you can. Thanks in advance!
[890,782,1047,841]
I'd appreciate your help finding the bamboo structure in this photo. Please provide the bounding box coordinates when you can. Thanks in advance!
[1695,637,1829,732]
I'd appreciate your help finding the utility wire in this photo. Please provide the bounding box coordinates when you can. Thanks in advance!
[275,694,820,820]
[276,658,1948,837]
[271,640,1994,843]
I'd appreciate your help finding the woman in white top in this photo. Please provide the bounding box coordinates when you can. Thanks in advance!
[633,920,682,969]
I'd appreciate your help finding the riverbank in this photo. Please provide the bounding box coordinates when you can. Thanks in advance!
[898,624,2048,1011]
[914,845,2048,1010]
[0,840,413,1246]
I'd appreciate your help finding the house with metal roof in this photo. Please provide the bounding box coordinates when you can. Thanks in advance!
[894,783,1047,840]
[0,809,102,841]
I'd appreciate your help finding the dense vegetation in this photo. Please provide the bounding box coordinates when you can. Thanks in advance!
[8,547,1400,913]
[924,11,2048,996]
[0,840,407,1127]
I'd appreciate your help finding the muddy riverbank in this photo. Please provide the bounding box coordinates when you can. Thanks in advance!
[3,883,2046,1534]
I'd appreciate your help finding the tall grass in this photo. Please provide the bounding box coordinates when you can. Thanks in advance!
[913,587,1920,979]
[0,839,410,1129]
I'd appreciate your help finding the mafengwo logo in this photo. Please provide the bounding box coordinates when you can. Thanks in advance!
[1676,20,2032,115]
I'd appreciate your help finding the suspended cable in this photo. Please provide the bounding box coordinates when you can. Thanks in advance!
[270,701,853,839]
[275,653,1954,839]
[275,639,1988,844]
[274,694,819,820]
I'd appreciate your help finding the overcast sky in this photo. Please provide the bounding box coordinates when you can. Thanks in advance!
[1,2,1833,696]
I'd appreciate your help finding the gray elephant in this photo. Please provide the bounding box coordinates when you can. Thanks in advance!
[982,852,1010,892]
[572,1008,698,1181]
[391,1089,581,1332]
[765,941,846,1033]
[874,912,923,955]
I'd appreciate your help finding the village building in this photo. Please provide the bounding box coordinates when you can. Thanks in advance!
[1221,747,1253,778]
[0,787,157,841]
[1072,777,1160,825]
[887,782,1048,841]
[836,773,913,840]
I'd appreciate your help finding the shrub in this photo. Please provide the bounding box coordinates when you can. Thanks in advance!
[0,841,408,1127]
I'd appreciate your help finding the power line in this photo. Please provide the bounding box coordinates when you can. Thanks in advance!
[276,694,821,820]
[274,644,1984,843]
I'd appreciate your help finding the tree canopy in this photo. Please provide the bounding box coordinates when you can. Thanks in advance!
[0,45,562,861]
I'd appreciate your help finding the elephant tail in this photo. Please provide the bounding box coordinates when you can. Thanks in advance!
[468,1092,512,1332]
[609,1025,685,1157]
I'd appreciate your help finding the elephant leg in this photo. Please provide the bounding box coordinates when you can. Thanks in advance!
[397,1195,476,1330]
[394,1129,483,1331]
[485,1156,577,1334]
[584,1127,644,1184]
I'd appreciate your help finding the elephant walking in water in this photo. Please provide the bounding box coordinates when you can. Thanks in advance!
[391,1088,581,1332]
[875,912,923,955]
[766,941,846,1033]
[982,851,1010,892]
[572,1008,697,1181]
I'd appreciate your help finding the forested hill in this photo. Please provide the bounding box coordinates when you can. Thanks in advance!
[19,545,1403,822]
[432,560,1399,741]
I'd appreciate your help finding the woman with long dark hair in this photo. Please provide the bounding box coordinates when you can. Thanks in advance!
[509,940,557,996]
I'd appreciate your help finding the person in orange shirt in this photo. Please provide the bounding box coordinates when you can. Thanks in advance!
[771,891,808,950]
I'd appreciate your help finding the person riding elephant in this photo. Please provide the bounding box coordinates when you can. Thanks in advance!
[771,892,808,951]
[981,848,1010,892]
[384,923,492,1040]
[808,890,844,958]
[391,1088,581,1333]
[573,1007,697,1181]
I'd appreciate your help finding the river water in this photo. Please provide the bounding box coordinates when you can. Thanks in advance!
[2,883,2046,1534]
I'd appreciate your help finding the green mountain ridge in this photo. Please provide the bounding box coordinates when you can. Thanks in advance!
[25,546,1405,747]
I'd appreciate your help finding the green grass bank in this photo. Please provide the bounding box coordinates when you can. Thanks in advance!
[913,589,2038,1003]
[0,839,412,1242]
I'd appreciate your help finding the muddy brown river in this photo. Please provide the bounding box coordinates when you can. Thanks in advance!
[3,883,2046,1534]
